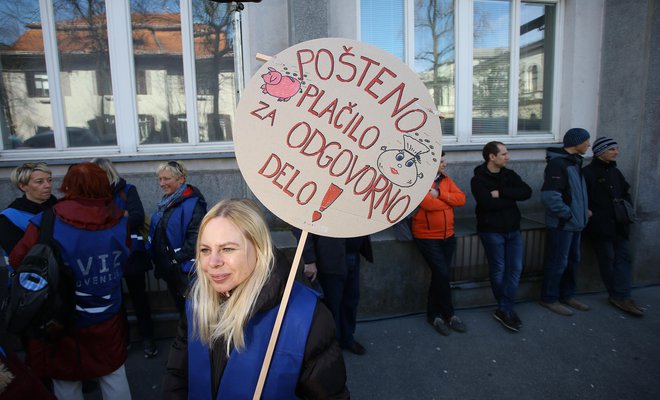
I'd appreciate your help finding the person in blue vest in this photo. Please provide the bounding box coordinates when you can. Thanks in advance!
[10,162,132,399]
[92,157,158,358]
[0,162,57,269]
[163,199,349,399]
[147,160,207,317]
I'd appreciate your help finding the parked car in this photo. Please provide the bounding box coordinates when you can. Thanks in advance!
[21,127,101,148]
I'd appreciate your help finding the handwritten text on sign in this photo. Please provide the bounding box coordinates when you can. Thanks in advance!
[234,38,442,238]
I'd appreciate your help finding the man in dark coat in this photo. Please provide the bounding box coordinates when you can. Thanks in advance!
[471,141,532,331]
[539,128,591,316]
[294,231,373,355]
[583,137,642,317]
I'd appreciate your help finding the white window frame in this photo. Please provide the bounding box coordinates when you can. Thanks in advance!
[359,0,563,146]
[1,0,245,160]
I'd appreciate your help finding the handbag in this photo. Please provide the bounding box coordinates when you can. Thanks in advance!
[612,198,635,224]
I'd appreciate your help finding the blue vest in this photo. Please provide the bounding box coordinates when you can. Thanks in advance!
[148,196,200,273]
[0,208,35,269]
[33,212,130,327]
[113,183,146,253]
[187,283,318,399]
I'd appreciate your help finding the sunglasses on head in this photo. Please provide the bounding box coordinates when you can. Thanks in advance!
[167,161,184,175]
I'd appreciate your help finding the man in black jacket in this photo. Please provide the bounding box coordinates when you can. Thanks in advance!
[583,137,642,317]
[471,142,532,331]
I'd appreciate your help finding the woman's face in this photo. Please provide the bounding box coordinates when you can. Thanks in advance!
[159,169,184,196]
[20,171,52,204]
[199,216,257,295]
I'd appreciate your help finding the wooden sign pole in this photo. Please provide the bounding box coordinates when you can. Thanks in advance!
[252,230,308,400]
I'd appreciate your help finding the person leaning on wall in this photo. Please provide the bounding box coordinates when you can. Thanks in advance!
[582,137,643,317]
[147,160,207,318]
[539,128,591,317]
[411,150,467,336]
[471,142,532,332]
[92,157,158,358]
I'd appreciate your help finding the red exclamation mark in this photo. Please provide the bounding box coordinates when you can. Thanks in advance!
[312,183,343,222]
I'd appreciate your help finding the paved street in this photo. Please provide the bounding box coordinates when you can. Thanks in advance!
[91,285,659,399]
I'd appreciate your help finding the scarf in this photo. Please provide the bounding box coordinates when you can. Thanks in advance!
[157,183,189,216]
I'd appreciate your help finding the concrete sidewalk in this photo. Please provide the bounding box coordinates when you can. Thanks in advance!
[96,285,660,399]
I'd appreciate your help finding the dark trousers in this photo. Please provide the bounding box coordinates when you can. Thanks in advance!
[123,273,154,340]
[414,236,456,320]
[318,252,361,348]
[592,236,632,300]
[164,272,188,318]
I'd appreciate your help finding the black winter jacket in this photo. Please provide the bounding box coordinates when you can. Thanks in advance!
[583,157,632,239]
[470,164,532,233]
[0,194,57,255]
[162,248,349,399]
[295,231,373,276]
[113,178,152,274]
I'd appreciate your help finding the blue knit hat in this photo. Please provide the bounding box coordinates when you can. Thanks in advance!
[592,136,618,157]
[563,128,591,148]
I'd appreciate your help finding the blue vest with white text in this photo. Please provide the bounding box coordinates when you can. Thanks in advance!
[187,283,318,399]
[33,213,129,327]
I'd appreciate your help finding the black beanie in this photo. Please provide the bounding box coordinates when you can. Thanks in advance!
[563,128,590,148]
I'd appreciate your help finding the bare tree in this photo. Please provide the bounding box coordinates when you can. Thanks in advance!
[414,0,454,108]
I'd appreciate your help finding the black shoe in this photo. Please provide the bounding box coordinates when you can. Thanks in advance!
[143,339,158,358]
[344,341,366,355]
[493,310,519,332]
[510,311,522,329]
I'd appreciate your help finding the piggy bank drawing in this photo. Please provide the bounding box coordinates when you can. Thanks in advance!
[260,67,301,102]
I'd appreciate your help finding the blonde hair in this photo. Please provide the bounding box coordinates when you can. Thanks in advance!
[90,157,121,186]
[190,198,274,354]
[156,160,187,180]
[10,162,51,190]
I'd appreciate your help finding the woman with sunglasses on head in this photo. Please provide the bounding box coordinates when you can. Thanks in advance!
[147,160,207,317]
[0,163,57,270]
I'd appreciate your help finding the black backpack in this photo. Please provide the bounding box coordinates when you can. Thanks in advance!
[2,210,74,338]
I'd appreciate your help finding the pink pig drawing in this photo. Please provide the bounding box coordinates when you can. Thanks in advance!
[260,67,301,102]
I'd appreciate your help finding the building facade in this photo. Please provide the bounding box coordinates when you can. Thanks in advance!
[1,0,658,314]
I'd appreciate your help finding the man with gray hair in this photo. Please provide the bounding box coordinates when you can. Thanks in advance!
[583,137,642,316]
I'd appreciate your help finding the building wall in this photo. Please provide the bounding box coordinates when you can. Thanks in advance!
[597,0,660,284]
[1,0,658,316]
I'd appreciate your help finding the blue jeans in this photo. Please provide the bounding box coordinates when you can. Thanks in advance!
[318,252,360,348]
[592,236,632,300]
[414,236,456,320]
[479,231,523,313]
[541,228,582,303]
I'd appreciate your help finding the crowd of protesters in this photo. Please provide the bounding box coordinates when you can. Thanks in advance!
[0,128,643,397]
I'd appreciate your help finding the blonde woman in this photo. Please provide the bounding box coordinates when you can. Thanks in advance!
[147,160,206,316]
[163,199,349,399]
[0,162,56,267]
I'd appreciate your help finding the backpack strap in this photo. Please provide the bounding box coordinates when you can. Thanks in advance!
[38,209,55,245]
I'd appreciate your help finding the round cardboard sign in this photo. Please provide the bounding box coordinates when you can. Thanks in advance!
[234,38,442,238]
